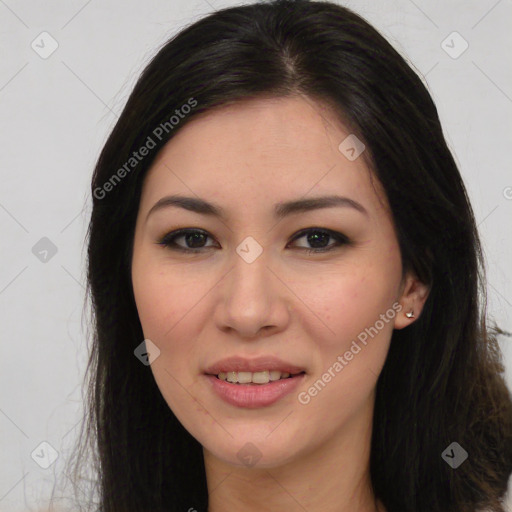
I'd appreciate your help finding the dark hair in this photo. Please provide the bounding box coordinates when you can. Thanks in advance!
[63,1,512,511]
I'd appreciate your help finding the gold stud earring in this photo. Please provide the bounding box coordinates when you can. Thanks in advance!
[405,310,415,318]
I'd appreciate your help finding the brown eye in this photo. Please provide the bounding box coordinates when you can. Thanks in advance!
[157,229,217,253]
[288,228,350,254]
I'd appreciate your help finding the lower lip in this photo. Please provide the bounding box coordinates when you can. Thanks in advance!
[205,373,305,408]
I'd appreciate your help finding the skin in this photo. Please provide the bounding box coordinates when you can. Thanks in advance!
[131,95,429,512]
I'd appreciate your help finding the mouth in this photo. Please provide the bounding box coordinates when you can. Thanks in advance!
[212,370,306,385]
[203,356,307,408]
[204,355,306,377]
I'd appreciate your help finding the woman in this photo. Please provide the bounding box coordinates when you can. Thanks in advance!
[64,1,512,511]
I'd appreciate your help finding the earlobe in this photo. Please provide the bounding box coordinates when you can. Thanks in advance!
[394,272,430,330]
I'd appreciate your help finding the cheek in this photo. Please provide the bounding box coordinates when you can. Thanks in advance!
[132,253,201,342]
[131,256,213,388]
[299,260,401,346]
[296,253,401,400]
[132,269,176,338]
[131,261,207,420]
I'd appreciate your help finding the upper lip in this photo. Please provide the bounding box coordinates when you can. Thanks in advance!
[204,356,306,375]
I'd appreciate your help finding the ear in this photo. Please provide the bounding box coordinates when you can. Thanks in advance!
[393,271,430,330]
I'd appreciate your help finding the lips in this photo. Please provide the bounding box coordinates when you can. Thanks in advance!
[204,356,307,408]
[204,355,306,376]
[205,372,306,408]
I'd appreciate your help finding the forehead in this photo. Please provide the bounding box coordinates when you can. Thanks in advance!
[139,95,387,218]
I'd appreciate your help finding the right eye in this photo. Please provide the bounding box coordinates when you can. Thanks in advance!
[156,228,219,253]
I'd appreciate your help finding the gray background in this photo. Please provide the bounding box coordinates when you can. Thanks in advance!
[1,0,511,510]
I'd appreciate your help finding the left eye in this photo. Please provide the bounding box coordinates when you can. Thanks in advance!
[157,227,350,254]
[289,228,350,253]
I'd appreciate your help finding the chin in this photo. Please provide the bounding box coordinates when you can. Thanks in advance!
[196,421,293,462]
[206,438,300,469]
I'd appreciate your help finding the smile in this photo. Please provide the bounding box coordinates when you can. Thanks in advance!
[216,370,304,384]
[204,355,307,408]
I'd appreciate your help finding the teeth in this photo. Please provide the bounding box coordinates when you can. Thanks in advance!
[237,371,252,384]
[226,371,237,383]
[269,370,281,381]
[217,370,295,384]
[252,371,269,384]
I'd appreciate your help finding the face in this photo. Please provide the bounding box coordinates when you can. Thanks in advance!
[131,95,424,469]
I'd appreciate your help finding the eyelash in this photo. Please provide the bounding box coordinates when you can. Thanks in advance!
[156,227,350,255]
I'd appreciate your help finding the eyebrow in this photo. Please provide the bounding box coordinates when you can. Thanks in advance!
[145,194,368,221]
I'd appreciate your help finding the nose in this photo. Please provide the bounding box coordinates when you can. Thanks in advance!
[213,249,292,339]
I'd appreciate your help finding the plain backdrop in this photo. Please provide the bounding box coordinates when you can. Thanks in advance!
[1,0,511,511]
